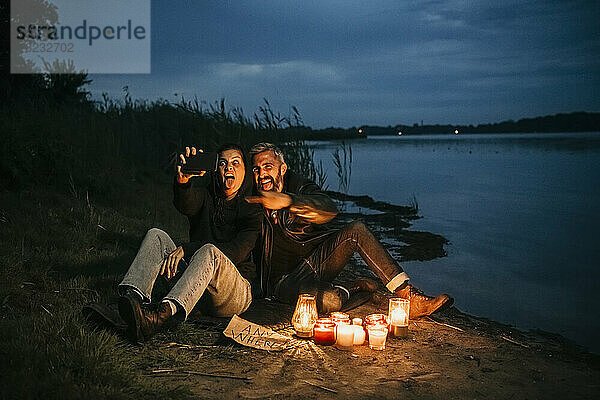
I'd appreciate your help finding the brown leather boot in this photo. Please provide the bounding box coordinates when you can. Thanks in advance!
[119,293,173,343]
[394,284,453,319]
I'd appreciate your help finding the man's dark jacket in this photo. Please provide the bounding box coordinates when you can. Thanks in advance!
[253,171,338,298]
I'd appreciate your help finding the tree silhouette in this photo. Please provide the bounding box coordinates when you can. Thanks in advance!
[1,0,91,107]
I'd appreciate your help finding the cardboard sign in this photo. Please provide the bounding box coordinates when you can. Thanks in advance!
[223,315,296,351]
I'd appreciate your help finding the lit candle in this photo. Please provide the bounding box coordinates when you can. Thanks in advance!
[313,318,336,346]
[365,313,387,327]
[330,312,350,340]
[391,308,407,325]
[330,312,350,325]
[292,294,318,337]
[388,298,410,338]
[368,325,388,350]
[301,313,309,327]
[350,315,364,345]
[336,323,354,350]
[365,313,388,340]
[353,325,366,345]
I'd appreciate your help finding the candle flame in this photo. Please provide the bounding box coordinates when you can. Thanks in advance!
[391,308,408,326]
[300,312,310,327]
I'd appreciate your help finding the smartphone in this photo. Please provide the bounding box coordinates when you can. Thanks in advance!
[180,151,218,174]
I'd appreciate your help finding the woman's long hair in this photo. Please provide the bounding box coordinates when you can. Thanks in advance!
[212,143,253,225]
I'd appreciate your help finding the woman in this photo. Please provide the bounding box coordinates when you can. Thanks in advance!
[118,144,261,343]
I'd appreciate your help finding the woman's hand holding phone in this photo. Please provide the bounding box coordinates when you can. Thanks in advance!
[176,146,206,184]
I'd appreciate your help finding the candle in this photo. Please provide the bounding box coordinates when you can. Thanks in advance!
[330,312,350,325]
[365,313,388,340]
[313,318,336,346]
[368,325,388,350]
[391,308,408,326]
[388,298,410,338]
[336,323,354,350]
[330,312,350,340]
[292,294,318,337]
[365,313,387,327]
[350,315,365,345]
[353,325,366,345]
[301,313,309,327]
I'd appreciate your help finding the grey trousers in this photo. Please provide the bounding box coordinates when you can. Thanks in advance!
[119,228,252,319]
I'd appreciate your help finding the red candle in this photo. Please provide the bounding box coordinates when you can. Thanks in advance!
[313,318,336,346]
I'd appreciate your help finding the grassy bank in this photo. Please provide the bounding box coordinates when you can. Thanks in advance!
[0,176,193,398]
[0,95,328,398]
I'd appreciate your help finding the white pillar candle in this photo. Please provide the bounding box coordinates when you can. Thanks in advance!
[336,323,354,350]
[353,325,366,345]
[368,328,388,350]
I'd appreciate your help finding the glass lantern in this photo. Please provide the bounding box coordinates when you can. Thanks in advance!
[292,294,318,338]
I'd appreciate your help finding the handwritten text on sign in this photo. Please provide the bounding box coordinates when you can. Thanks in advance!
[223,315,294,351]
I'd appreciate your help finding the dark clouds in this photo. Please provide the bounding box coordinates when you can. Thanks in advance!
[90,0,600,128]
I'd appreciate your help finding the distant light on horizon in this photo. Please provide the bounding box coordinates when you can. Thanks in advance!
[358,128,363,134]
[398,131,402,136]
[454,129,459,134]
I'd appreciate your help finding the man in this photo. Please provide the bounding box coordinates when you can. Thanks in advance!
[246,142,452,318]
[118,144,261,342]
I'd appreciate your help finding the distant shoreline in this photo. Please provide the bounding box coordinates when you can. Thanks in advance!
[297,111,600,140]
[311,130,600,140]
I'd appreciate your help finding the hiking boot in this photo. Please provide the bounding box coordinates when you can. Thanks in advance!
[118,292,173,343]
[394,284,453,319]
[347,277,379,294]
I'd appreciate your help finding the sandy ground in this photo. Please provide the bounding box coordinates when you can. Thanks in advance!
[135,298,599,400]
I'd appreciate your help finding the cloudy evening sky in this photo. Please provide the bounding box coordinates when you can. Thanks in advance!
[90,0,600,128]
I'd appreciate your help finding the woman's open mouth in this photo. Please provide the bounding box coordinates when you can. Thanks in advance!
[224,174,236,186]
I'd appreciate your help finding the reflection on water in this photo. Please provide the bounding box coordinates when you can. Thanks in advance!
[310,132,600,353]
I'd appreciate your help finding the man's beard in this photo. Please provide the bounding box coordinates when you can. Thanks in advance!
[274,173,284,192]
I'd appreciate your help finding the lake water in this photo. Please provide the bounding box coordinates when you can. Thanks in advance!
[309,132,600,354]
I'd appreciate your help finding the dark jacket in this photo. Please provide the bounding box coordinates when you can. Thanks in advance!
[173,170,262,280]
[253,171,338,298]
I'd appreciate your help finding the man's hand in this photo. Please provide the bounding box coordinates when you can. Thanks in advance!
[177,146,206,184]
[245,190,292,210]
[289,208,320,220]
[161,246,184,279]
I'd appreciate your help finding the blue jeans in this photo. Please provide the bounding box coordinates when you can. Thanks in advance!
[119,228,252,319]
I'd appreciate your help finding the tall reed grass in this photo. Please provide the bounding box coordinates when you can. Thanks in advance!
[332,141,352,194]
[1,92,326,197]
